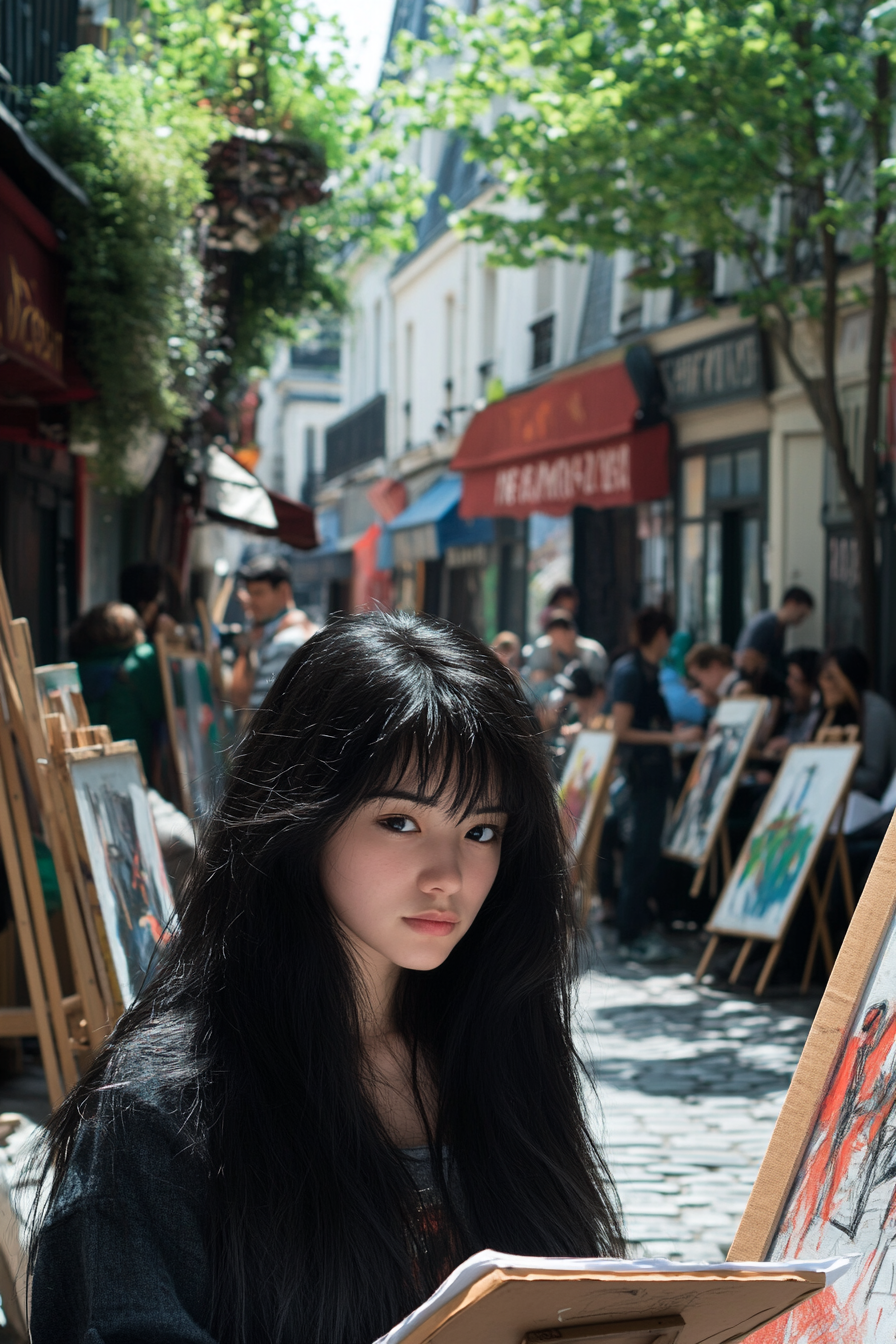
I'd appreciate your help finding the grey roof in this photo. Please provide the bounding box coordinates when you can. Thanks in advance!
[394,134,489,271]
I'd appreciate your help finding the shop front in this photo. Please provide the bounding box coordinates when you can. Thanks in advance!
[0,154,92,659]
[380,474,506,638]
[655,325,771,646]
[453,356,671,650]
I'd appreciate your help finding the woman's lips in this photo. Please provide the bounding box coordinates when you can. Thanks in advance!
[403,914,460,937]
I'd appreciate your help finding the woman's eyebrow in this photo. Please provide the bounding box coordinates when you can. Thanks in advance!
[372,790,507,817]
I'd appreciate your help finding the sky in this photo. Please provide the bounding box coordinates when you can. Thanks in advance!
[316,0,397,93]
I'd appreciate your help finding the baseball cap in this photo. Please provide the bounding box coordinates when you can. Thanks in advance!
[555,662,598,697]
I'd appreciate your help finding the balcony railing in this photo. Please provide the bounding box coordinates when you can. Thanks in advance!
[325,393,386,481]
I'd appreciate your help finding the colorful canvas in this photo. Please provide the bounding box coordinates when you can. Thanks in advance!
[707,744,859,942]
[664,698,766,865]
[744,912,896,1343]
[557,729,615,857]
[69,750,175,1007]
[164,652,231,815]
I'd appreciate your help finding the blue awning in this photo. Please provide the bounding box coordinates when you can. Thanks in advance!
[379,473,494,567]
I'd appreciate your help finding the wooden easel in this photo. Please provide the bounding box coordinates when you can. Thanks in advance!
[698,784,859,994]
[563,718,616,929]
[663,698,768,903]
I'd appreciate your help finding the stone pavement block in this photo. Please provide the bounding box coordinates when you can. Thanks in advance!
[575,936,817,1261]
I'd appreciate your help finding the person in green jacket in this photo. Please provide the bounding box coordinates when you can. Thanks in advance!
[69,602,165,779]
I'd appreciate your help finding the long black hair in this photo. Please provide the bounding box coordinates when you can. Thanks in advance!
[34,611,623,1343]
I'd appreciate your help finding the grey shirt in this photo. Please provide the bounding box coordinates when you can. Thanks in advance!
[855,691,896,799]
[249,612,309,709]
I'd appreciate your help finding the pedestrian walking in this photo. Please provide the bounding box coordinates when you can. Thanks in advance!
[735,586,814,678]
[610,608,703,963]
[230,554,316,711]
[29,611,624,1343]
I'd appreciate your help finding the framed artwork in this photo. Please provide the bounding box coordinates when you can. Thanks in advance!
[664,697,768,868]
[730,814,896,1342]
[157,638,232,817]
[706,743,860,945]
[557,728,616,873]
[67,743,175,1010]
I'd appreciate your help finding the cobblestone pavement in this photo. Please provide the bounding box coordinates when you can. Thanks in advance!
[575,932,819,1261]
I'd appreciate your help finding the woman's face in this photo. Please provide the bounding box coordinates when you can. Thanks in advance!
[818,660,848,709]
[320,782,507,977]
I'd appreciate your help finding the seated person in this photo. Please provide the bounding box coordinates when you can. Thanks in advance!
[553,663,607,734]
[816,646,896,799]
[659,632,707,725]
[765,648,821,756]
[684,642,739,709]
[522,609,608,685]
[70,603,164,780]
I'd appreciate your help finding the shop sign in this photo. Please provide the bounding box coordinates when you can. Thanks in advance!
[459,422,669,520]
[0,200,65,387]
[657,328,766,412]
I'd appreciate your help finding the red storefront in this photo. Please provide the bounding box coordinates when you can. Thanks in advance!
[452,357,673,648]
[0,159,91,660]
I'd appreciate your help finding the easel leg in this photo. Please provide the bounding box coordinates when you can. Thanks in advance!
[689,863,706,899]
[838,833,855,919]
[755,941,784,997]
[695,935,719,983]
[729,938,754,985]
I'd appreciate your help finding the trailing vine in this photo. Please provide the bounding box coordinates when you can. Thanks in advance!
[25,0,424,491]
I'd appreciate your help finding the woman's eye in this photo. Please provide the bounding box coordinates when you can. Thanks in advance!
[380,815,419,833]
[466,824,498,843]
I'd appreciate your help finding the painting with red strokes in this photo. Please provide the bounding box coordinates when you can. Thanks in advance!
[744,916,896,1343]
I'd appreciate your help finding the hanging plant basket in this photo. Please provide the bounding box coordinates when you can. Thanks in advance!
[198,126,328,253]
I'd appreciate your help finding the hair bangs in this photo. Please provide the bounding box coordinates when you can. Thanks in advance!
[353,683,514,822]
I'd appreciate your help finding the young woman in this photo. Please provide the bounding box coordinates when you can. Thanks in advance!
[30,611,624,1344]
[816,645,896,799]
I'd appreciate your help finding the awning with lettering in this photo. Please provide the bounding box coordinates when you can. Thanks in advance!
[452,361,669,520]
[0,169,66,393]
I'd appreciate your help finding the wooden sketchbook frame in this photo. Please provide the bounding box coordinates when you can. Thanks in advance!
[663,697,768,898]
[729,808,896,1261]
[695,742,860,996]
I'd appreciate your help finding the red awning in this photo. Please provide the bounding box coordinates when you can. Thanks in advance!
[453,362,669,519]
[268,488,319,550]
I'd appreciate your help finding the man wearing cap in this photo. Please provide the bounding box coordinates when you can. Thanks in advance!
[522,609,608,686]
[231,555,316,711]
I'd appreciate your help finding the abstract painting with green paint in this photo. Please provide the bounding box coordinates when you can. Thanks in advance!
[709,744,860,942]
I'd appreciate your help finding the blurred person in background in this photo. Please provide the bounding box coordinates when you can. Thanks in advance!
[816,647,896,799]
[70,603,164,779]
[609,608,703,963]
[735,586,814,677]
[119,562,178,643]
[522,609,608,685]
[765,648,822,756]
[490,631,522,670]
[659,633,706,725]
[684,643,738,709]
[69,602,194,892]
[231,555,316,711]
